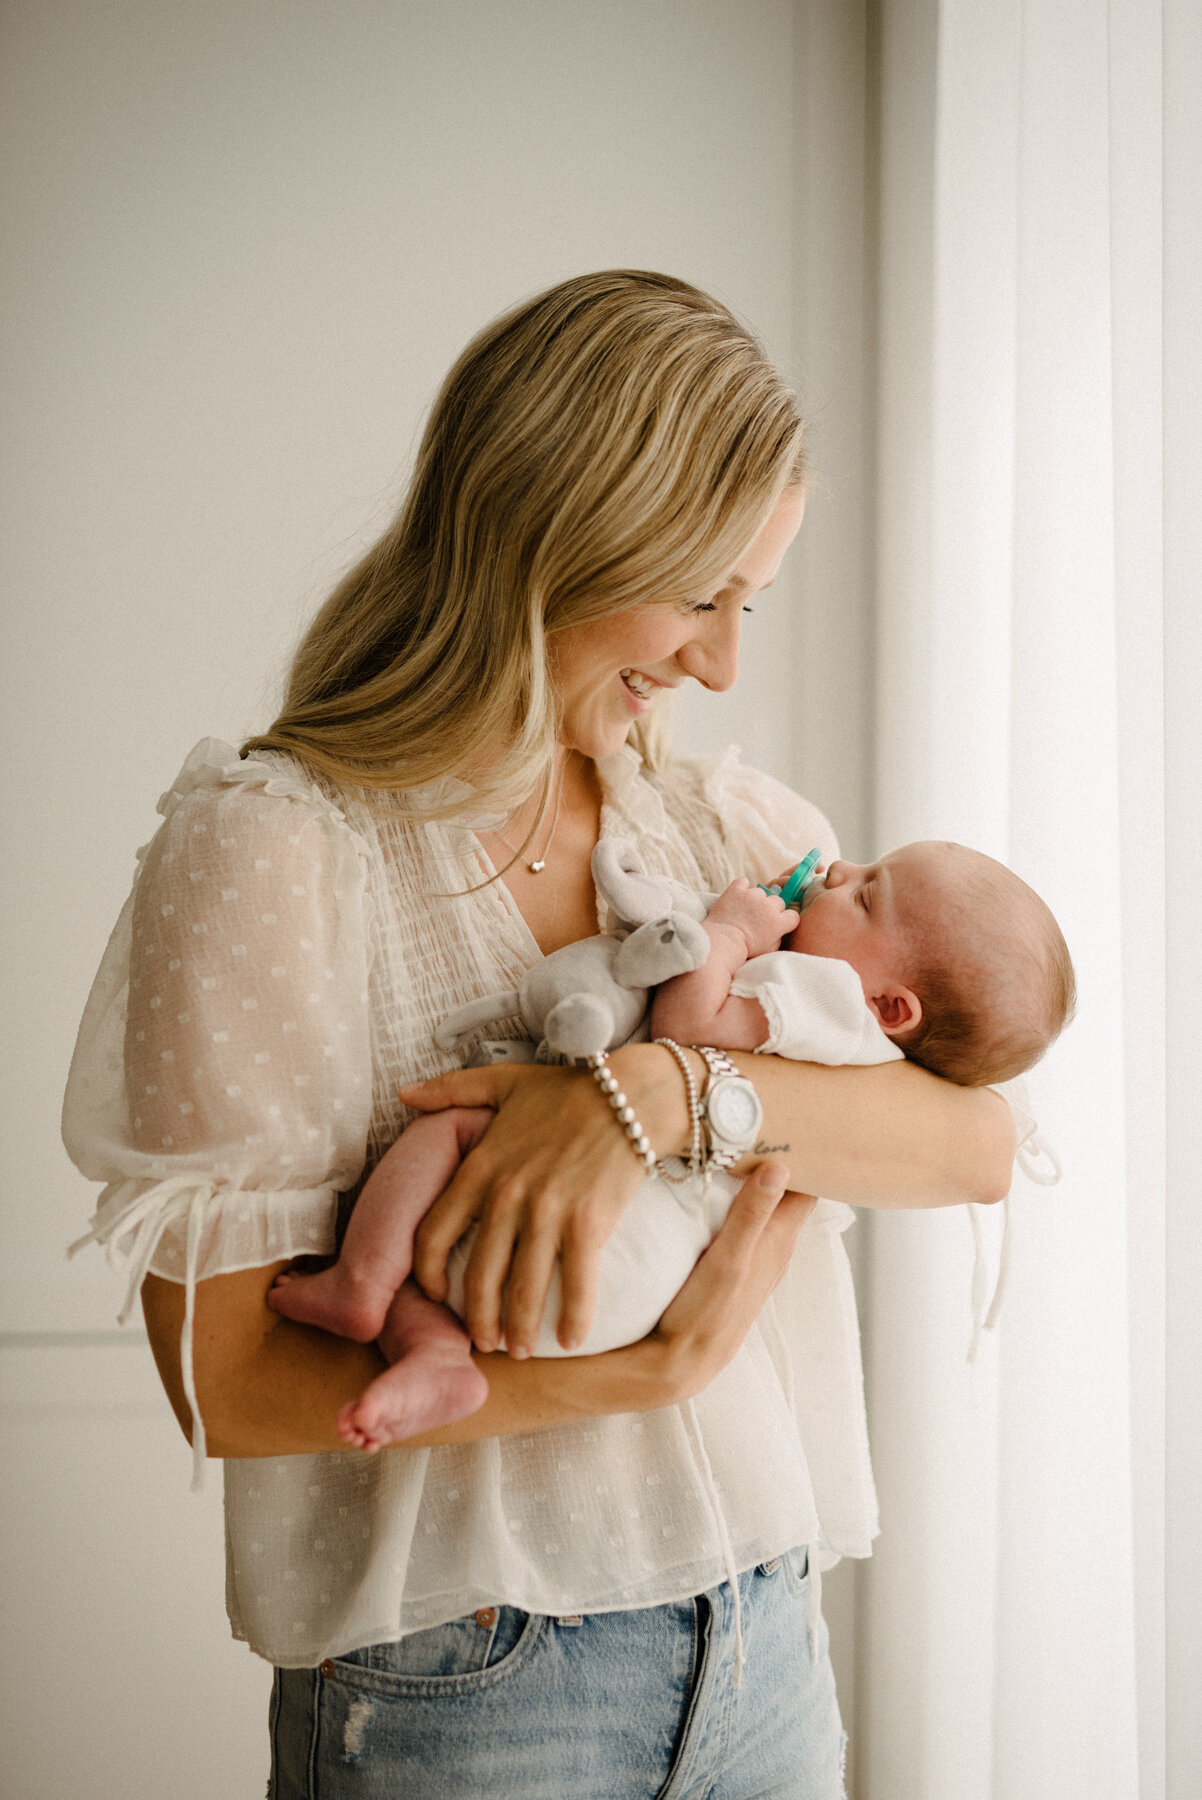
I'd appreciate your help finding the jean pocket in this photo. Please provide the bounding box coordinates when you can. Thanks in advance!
[325,1606,544,1697]
[774,1544,810,1598]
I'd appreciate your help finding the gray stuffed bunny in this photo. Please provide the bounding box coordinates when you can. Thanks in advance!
[434,838,716,1064]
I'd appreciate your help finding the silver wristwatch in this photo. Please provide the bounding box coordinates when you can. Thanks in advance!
[692,1045,763,1170]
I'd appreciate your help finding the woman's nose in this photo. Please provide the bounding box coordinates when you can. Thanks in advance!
[678,613,741,692]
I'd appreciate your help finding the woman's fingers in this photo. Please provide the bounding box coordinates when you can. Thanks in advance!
[403,1065,532,1304]
[554,1218,603,1352]
[398,1065,512,1112]
[411,1153,491,1304]
[499,1224,564,1358]
[457,1189,525,1352]
[651,1164,815,1383]
[688,1162,792,1286]
[407,1060,647,1355]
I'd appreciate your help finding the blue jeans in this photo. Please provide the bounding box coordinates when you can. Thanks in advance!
[269,1550,847,1798]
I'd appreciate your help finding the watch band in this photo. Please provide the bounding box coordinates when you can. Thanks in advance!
[692,1045,763,1171]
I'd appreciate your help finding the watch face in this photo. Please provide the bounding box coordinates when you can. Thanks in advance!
[709,1077,763,1145]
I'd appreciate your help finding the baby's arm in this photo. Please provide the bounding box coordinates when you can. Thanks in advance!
[651,879,798,1051]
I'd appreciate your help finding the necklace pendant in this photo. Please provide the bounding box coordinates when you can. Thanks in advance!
[529,858,547,873]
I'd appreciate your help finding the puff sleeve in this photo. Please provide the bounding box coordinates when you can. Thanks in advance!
[62,740,374,1479]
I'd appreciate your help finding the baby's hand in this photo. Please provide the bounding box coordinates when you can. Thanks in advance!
[706,878,799,959]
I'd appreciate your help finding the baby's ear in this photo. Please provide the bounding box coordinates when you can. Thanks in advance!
[867,983,923,1036]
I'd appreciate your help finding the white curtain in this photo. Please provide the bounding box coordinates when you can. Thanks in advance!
[855,2,1198,1795]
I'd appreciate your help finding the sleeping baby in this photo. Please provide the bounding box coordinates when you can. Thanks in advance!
[268,840,1075,1449]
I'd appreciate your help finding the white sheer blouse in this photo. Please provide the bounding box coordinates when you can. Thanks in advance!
[63,737,1031,1668]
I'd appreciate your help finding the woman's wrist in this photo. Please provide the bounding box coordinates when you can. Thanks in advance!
[606,1041,707,1164]
[399,1336,683,1448]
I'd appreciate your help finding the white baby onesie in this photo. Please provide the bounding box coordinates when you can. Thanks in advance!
[444,952,903,1358]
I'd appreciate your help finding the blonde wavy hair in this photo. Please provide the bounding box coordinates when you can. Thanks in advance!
[243,270,807,820]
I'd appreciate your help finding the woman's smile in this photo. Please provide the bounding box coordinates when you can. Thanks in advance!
[619,668,665,704]
[550,486,805,758]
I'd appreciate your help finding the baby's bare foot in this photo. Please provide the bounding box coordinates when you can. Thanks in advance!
[338,1354,488,1453]
[267,1265,395,1342]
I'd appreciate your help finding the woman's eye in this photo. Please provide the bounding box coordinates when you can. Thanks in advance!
[689,600,718,614]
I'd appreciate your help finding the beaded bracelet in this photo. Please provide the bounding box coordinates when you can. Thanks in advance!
[586,1051,656,1174]
[651,1037,704,1180]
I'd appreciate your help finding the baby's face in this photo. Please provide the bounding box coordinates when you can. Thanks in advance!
[782,843,947,988]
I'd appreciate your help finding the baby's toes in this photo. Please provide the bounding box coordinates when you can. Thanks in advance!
[338,1399,388,1453]
[337,1404,370,1447]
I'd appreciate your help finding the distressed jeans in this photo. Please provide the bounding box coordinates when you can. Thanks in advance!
[269,1549,847,1798]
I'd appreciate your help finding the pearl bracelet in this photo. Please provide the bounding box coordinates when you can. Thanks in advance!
[652,1037,704,1180]
[586,1051,656,1174]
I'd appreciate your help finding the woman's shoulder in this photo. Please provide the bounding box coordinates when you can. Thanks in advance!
[654,747,841,876]
[152,737,359,829]
[136,737,372,899]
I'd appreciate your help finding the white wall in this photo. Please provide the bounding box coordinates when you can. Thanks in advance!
[1,4,874,1795]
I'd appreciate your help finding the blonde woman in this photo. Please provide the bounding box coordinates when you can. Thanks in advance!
[64,272,1015,1798]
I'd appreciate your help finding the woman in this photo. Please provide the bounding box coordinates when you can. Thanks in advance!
[64,271,1015,1798]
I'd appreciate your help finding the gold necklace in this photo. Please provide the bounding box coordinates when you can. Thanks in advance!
[488,769,566,874]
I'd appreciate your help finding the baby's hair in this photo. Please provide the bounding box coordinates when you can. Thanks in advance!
[895,845,1075,1086]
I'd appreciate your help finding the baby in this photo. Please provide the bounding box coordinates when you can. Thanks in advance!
[269,841,1075,1450]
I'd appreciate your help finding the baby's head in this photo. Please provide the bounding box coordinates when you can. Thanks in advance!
[786,841,1075,1085]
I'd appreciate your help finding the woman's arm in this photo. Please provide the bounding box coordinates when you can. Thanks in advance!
[142,1164,811,1459]
[407,1042,1016,1355]
[729,1047,1016,1206]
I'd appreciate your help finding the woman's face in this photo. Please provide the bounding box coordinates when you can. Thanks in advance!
[548,486,806,761]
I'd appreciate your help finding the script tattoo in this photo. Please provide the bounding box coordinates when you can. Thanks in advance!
[753,1140,791,1156]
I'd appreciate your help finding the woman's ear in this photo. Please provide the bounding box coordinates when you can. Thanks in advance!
[866,983,923,1036]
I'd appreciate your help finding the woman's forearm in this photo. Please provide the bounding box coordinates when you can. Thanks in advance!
[401,1047,1015,1356]
[725,1051,1016,1208]
[142,1264,674,1460]
[141,1166,808,1460]
[608,1043,1016,1210]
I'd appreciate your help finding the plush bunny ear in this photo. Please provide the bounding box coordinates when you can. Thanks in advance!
[591,837,677,927]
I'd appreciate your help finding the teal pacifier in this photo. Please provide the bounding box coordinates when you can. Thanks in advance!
[759,847,822,907]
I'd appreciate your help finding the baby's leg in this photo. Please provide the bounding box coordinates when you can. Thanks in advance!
[268,1106,494,1341]
[337,1279,488,1452]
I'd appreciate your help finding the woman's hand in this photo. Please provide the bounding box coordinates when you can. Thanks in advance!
[401,1045,693,1359]
[402,1041,1015,1366]
[637,1161,815,1403]
[140,1161,816,1461]
[409,1161,817,1443]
